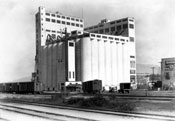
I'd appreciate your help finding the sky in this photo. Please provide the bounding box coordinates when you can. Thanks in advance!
[0,0,175,82]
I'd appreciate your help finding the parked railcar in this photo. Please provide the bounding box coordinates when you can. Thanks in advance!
[118,83,131,93]
[0,81,34,94]
[82,79,102,94]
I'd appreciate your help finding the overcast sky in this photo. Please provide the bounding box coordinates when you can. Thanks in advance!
[0,0,175,82]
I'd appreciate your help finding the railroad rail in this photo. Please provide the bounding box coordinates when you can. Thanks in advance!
[1,99,175,121]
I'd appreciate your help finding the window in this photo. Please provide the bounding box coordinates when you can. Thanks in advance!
[122,18,128,22]
[111,27,115,31]
[46,29,50,32]
[123,24,128,29]
[130,56,135,58]
[46,18,50,22]
[80,24,83,27]
[117,20,121,23]
[130,61,136,68]
[62,21,65,24]
[69,71,71,78]
[99,29,104,34]
[69,42,74,47]
[67,22,70,25]
[97,35,101,38]
[51,14,55,17]
[129,19,134,22]
[110,21,115,24]
[94,26,98,28]
[130,70,136,74]
[67,17,70,20]
[117,25,121,30]
[46,13,50,16]
[62,16,65,19]
[52,30,56,33]
[57,15,60,18]
[91,34,95,37]
[99,24,103,27]
[102,36,107,39]
[80,19,83,22]
[76,19,79,22]
[109,37,113,40]
[165,72,170,80]
[71,18,75,20]
[71,23,75,26]
[94,31,98,33]
[52,19,55,23]
[129,24,134,29]
[130,37,134,42]
[57,20,60,23]
[76,24,79,27]
[115,38,119,40]
[73,72,75,78]
[120,39,125,41]
[105,28,109,32]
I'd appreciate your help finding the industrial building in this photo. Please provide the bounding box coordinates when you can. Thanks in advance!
[161,58,175,90]
[34,7,136,92]
[85,18,136,88]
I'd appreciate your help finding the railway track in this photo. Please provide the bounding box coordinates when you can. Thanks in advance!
[1,99,175,121]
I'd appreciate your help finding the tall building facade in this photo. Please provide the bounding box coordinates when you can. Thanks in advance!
[84,18,137,88]
[35,7,83,91]
[35,7,136,92]
[161,58,175,89]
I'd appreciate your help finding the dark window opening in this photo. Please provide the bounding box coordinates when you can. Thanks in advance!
[111,27,115,31]
[123,24,128,29]
[46,18,50,22]
[46,13,50,16]
[100,29,103,34]
[69,42,74,47]
[76,24,79,27]
[62,21,65,24]
[52,19,55,23]
[71,23,75,26]
[129,24,134,29]
[67,22,70,25]
[51,14,55,17]
[130,37,134,42]
[117,25,121,30]
[105,28,109,32]
[57,20,60,23]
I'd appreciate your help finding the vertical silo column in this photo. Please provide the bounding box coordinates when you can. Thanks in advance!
[122,43,130,83]
[48,44,52,89]
[81,37,92,82]
[52,43,57,90]
[98,39,105,87]
[111,41,117,87]
[105,40,111,89]
[42,46,47,90]
[91,38,98,79]
[117,42,123,89]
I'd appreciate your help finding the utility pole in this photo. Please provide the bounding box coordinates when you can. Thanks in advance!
[151,67,155,82]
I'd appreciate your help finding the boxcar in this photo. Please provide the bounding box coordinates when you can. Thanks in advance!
[82,79,102,94]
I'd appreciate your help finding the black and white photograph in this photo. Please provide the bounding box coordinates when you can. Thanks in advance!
[0,0,175,121]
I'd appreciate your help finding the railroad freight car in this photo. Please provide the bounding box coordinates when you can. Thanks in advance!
[0,82,34,94]
[118,83,131,93]
[82,79,102,94]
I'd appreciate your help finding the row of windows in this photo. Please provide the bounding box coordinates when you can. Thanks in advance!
[45,13,83,22]
[86,24,134,32]
[45,18,83,27]
[90,34,127,42]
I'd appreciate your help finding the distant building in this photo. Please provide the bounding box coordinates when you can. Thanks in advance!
[34,7,136,92]
[85,17,136,88]
[161,58,175,90]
